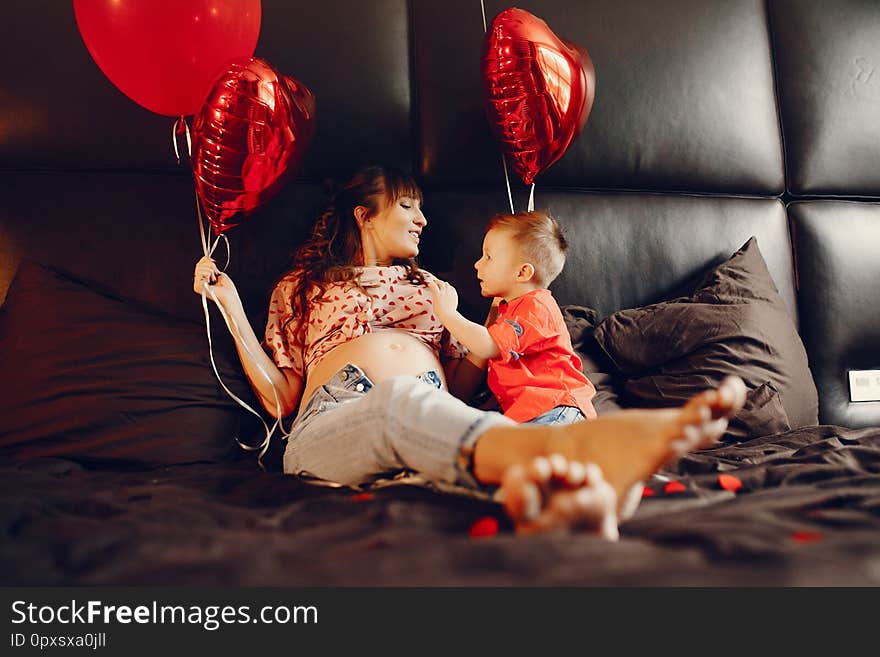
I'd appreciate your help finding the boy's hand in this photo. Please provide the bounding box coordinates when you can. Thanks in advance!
[426,278,459,322]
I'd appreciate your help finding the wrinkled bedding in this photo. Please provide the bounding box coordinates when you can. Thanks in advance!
[2,425,879,586]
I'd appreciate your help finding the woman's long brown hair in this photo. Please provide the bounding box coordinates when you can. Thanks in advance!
[282,165,426,348]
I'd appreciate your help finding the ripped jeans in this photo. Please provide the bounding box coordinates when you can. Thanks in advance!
[283,363,516,490]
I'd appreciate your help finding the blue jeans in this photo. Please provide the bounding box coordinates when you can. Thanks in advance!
[283,363,516,489]
[526,405,586,425]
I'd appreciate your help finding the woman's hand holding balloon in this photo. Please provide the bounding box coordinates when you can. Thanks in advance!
[193,256,242,314]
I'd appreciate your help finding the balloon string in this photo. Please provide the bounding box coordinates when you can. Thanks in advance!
[201,284,284,470]
[172,120,181,165]
[198,191,288,467]
[195,186,210,257]
[481,1,516,213]
[171,116,215,260]
[180,116,289,467]
[528,183,535,212]
[503,157,515,214]
[171,115,192,166]
[212,233,230,270]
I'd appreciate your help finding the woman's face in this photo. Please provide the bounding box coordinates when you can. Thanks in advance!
[359,192,427,264]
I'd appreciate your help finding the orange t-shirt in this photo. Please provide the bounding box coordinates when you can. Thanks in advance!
[486,289,597,423]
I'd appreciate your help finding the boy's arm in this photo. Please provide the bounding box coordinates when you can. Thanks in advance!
[442,312,500,360]
[427,279,500,360]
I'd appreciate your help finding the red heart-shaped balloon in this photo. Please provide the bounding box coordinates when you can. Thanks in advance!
[191,57,315,235]
[482,8,595,186]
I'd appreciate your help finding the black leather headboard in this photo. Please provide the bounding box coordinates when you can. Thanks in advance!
[414,0,784,193]
[1,0,878,427]
[770,0,880,197]
[790,201,880,427]
[0,0,414,177]
[421,189,796,321]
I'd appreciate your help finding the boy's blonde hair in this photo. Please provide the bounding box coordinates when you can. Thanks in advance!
[487,210,568,287]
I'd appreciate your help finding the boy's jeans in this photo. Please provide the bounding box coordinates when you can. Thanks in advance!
[527,405,586,425]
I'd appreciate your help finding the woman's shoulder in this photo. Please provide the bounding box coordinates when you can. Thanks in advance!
[267,271,306,308]
[270,271,300,294]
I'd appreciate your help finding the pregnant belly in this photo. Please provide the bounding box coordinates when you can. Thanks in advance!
[298,329,446,414]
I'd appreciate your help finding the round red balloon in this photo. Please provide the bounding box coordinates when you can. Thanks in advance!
[73,0,261,117]
[482,8,596,185]
[191,57,316,235]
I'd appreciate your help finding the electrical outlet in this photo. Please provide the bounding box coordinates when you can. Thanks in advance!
[848,370,880,402]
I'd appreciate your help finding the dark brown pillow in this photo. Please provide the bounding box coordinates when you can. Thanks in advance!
[561,305,623,415]
[593,237,818,440]
[0,261,258,466]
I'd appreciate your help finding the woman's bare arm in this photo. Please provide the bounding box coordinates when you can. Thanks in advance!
[223,302,303,418]
[194,257,303,418]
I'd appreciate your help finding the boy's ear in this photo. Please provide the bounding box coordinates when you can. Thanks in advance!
[516,262,536,283]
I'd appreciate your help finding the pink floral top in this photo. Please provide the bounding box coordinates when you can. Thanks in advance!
[263,265,469,377]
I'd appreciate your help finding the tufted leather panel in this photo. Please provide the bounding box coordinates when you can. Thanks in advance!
[769,0,880,197]
[419,188,795,323]
[0,0,413,178]
[0,173,327,325]
[413,0,784,194]
[790,201,880,427]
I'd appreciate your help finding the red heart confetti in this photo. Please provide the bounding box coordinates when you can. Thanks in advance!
[469,516,499,538]
[351,492,375,502]
[718,474,743,492]
[642,486,655,498]
[663,481,687,494]
[791,530,824,543]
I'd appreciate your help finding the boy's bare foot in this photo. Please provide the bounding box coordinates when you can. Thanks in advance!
[495,376,747,536]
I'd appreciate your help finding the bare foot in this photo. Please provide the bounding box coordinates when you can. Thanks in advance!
[499,456,619,538]
[546,375,746,500]
[490,376,747,536]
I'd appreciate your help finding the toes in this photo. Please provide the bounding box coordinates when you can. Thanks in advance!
[531,453,579,493]
[520,482,542,522]
[681,397,713,427]
[500,457,621,540]
[558,463,620,538]
[700,418,729,446]
[570,485,619,541]
[547,453,569,480]
[565,461,587,487]
[499,463,548,526]
[528,456,552,483]
[619,481,644,521]
[683,376,747,425]
[721,375,747,413]
[582,462,603,486]
[499,465,532,522]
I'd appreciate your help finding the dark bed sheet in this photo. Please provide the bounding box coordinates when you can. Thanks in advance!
[2,425,879,586]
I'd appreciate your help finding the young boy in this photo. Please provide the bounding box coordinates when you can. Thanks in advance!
[428,210,597,425]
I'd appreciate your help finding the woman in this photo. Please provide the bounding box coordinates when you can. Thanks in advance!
[194,165,745,536]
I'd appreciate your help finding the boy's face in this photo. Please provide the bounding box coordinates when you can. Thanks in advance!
[474,228,525,298]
